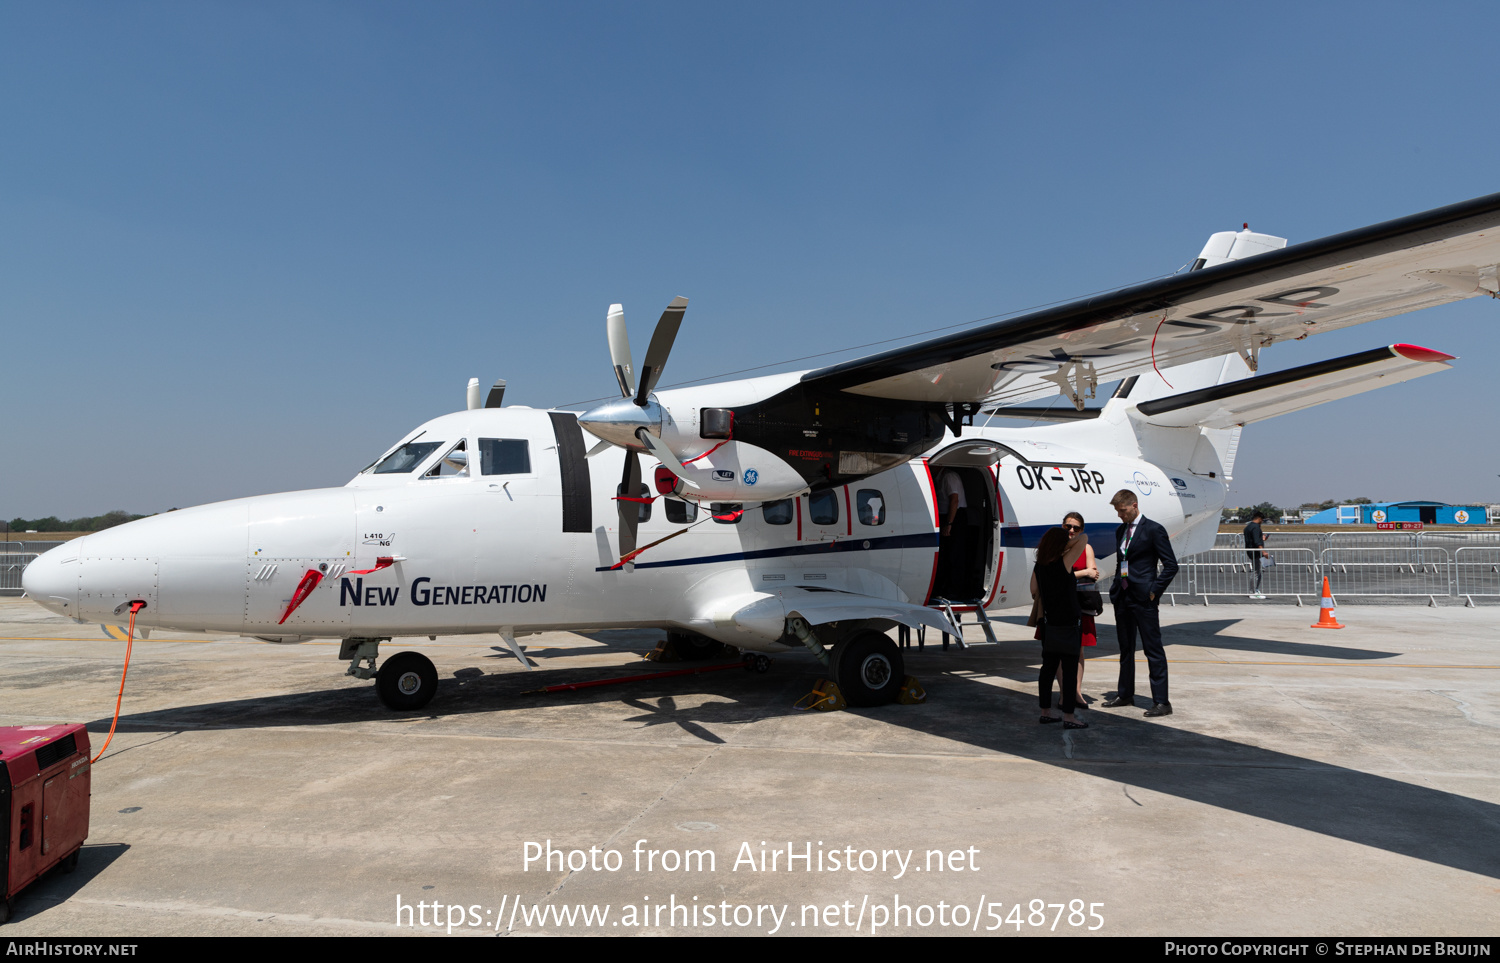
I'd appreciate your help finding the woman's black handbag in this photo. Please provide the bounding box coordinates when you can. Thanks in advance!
[1076,580,1104,616]
[1040,620,1083,656]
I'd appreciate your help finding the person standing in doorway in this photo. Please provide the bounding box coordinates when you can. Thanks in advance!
[1103,489,1178,717]
[1244,511,1269,599]
[937,468,971,599]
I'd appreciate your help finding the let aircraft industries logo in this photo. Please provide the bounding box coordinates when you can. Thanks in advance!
[1170,477,1196,499]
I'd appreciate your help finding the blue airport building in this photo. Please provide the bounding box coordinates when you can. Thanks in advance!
[1303,501,1488,525]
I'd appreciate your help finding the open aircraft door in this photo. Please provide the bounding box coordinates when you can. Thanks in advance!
[925,441,1008,606]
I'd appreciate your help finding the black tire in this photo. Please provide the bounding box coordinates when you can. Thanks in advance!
[62,849,80,873]
[668,631,724,662]
[376,651,439,711]
[833,631,905,707]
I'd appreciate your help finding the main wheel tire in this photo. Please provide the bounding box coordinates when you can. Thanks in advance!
[832,631,905,707]
[376,651,439,711]
[668,631,724,662]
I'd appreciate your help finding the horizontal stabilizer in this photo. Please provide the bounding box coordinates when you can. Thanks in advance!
[1133,344,1453,428]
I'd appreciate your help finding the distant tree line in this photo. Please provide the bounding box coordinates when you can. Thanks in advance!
[3,511,147,533]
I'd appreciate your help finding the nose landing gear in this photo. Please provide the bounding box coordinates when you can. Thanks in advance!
[339,637,439,711]
[376,651,439,711]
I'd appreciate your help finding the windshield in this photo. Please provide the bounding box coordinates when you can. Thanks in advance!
[371,441,443,474]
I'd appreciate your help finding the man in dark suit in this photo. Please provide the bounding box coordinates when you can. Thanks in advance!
[1103,488,1179,717]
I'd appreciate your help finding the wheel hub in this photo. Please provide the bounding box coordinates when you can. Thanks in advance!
[397,671,423,695]
[859,654,892,688]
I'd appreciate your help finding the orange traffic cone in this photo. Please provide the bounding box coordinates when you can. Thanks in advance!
[1310,576,1344,629]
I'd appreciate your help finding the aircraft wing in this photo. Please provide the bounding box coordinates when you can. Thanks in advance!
[1133,343,1454,429]
[712,585,960,643]
[799,192,1500,407]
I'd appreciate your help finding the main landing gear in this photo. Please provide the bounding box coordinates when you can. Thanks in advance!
[341,637,439,711]
[832,631,906,707]
[788,619,920,710]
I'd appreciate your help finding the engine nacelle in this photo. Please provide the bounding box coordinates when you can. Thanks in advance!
[653,441,808,503]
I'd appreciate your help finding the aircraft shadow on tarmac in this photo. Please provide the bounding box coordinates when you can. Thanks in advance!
[91,626,1498,881]
[994,616,1401,661]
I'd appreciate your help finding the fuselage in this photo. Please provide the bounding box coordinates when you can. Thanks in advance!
[22,403,1226,652]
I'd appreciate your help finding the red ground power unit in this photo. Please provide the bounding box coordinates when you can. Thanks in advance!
[1,724,91,924]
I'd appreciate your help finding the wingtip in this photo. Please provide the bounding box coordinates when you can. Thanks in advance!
[1391,343,1456,363]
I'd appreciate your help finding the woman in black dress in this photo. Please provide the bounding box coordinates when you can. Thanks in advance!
[1030,526,1088,729]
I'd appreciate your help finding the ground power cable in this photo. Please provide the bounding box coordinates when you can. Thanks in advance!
[91,599,146,762]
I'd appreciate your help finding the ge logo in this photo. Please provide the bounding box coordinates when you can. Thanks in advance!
[744,469,759,486]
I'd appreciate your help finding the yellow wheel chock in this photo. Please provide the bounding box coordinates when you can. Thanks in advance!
[645,640,681,663]
[898,675,927,704]
[794,679,847,712]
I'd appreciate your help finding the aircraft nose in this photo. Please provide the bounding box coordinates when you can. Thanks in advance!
[22,543,80,618]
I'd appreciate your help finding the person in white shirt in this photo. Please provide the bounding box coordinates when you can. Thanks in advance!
[937,468,973,599]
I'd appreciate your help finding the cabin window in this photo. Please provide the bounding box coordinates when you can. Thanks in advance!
[665,498,698,524]
[618,483,652,522]
[761,499,793,525]
[857,489,886,526]
[479,438,531,475]
[424,440,469,478]
[371,441,442,474]
[711,502,743,524]
[808,489,839,526]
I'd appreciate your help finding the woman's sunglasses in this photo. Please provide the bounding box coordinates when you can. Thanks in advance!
[1063,523,1082,532]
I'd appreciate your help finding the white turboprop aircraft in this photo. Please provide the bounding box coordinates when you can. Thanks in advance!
[23,194,1498,710]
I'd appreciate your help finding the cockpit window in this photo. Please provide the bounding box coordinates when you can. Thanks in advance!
[424,440,469,478]
[372,441,443,474]
[479,438,531,475]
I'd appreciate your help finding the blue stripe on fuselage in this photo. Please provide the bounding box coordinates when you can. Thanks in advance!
[599,522,1119,573]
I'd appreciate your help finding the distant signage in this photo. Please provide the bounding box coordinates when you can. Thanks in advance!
[1455,510,1470,524]
[1376,522,1423,530]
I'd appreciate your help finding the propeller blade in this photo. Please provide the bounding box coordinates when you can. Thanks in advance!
[636,428,700,491]
[584,439,612,458]
[606,303,635,399]
[633,296,688,406]
[616,450,642,560]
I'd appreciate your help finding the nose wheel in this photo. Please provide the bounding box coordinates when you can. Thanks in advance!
[376,651,438,711]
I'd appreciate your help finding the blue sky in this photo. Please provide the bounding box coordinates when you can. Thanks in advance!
[3,2,1497,517]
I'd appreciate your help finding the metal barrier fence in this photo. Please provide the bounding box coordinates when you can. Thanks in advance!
[1176,547,1319,599]
[1321,547,1451,599]
[1455,547,1500,600]
[0,541,68,555]
[1172,531,1500,604]
[0,554,39,593]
